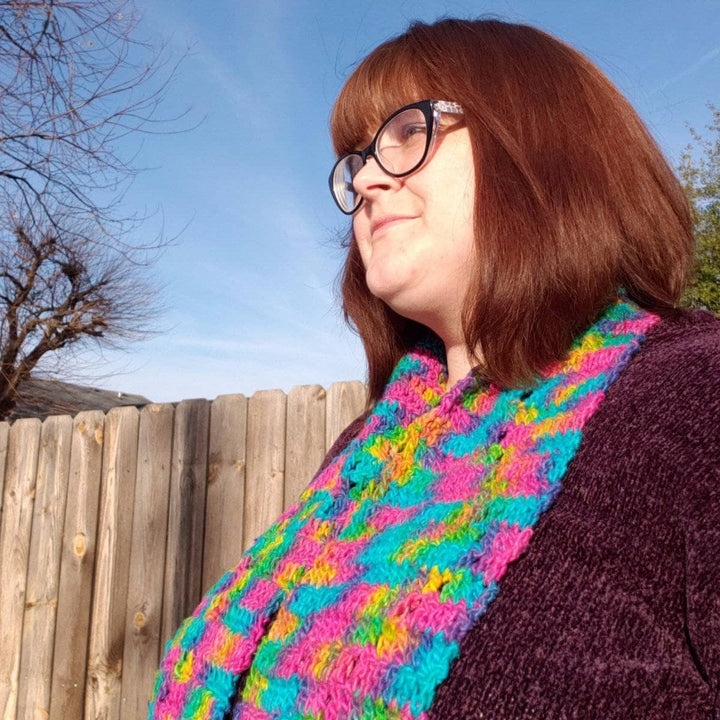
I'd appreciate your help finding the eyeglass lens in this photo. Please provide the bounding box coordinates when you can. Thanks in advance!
[332,107,429,213]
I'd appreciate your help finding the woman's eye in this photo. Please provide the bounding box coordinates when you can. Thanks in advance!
[401,124,425,140]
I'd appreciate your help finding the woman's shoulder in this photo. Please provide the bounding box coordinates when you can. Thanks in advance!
[621,307,720,410]
[643,306,720,361]
[589,306,720,474]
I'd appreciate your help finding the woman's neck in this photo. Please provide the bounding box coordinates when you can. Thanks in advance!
[444,342,482,389]
[417,312,483,390]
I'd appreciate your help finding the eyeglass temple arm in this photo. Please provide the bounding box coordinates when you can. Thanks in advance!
[432,100,463,114]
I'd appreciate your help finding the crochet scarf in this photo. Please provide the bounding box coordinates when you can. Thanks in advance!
[150,299,659,720]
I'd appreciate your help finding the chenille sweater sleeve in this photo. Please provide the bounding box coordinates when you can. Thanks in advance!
[672,326,720,714]
[684,463,720,715]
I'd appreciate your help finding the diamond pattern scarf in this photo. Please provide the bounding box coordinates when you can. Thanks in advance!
[150,298,659,720]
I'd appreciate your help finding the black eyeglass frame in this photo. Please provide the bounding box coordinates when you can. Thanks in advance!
[328,99,464,215]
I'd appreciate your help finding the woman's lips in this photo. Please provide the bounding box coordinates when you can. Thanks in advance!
[370,215,417,238]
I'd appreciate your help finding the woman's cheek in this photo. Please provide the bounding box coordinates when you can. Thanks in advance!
[362,253,394,302]
[352,221,372,269]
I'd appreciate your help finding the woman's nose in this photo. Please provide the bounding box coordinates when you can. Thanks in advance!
[352,155,399,200]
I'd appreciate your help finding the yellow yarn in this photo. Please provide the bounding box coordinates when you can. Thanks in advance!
[423,566,454,594]
[176,650,194,683]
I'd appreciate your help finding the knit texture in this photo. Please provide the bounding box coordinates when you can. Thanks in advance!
[150,299,659,720]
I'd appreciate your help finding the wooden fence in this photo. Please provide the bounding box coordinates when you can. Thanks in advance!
[0,381,367,720]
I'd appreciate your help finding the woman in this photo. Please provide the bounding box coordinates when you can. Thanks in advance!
[150,18,719,719]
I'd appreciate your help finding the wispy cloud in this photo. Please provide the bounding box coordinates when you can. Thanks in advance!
[656,45,720,93]
[100,326,365,402]
[169,332,347,361]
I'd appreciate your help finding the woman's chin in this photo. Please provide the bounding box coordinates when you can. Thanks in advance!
[364,271,404,306]
[368,286,427,326]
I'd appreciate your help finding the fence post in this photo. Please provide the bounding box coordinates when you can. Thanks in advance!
[161,399,210,650]
[243,390,286,552]
[85,406,140,720]
[120,403,175,720]
[17,415,73,720]
[0,418,42,720]
[0,422,10,525]
[285,385,326,510]
[325,381,367,451]
[203,394,248,594]
[49,410,105,720]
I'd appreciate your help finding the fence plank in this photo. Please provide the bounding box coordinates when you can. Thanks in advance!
[0,422,10,524]
[0,418,42,720]
[17,415,73,720]
[203,394,247,594]
[120,404,174,720]
[325,381,367,451]
[285,385,326,510]
[161,399,210,650]
[50,411,105,720]
[243,390,286,552]
[85,407,139,720]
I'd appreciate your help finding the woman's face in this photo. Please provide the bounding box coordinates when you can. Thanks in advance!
[351,115,476,343]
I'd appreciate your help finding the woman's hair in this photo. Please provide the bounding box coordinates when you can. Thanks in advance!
[330,18,694,402]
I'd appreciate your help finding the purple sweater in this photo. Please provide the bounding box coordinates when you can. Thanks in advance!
[327,308,720,719]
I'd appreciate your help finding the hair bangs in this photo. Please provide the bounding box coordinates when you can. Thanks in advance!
[330,38,441,156]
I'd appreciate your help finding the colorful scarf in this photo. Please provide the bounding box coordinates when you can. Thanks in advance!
[150,299,659,720]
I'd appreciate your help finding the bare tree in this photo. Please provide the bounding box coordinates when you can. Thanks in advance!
[0,0,178,242]
[0,214,155,417]
[0,0,183,416]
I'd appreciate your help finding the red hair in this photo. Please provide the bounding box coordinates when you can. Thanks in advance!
[330,19,693,402]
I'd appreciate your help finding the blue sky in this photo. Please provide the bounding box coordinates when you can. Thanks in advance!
[89,0,719,402]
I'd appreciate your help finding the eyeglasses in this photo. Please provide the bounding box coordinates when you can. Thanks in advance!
[329,99,464,214]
